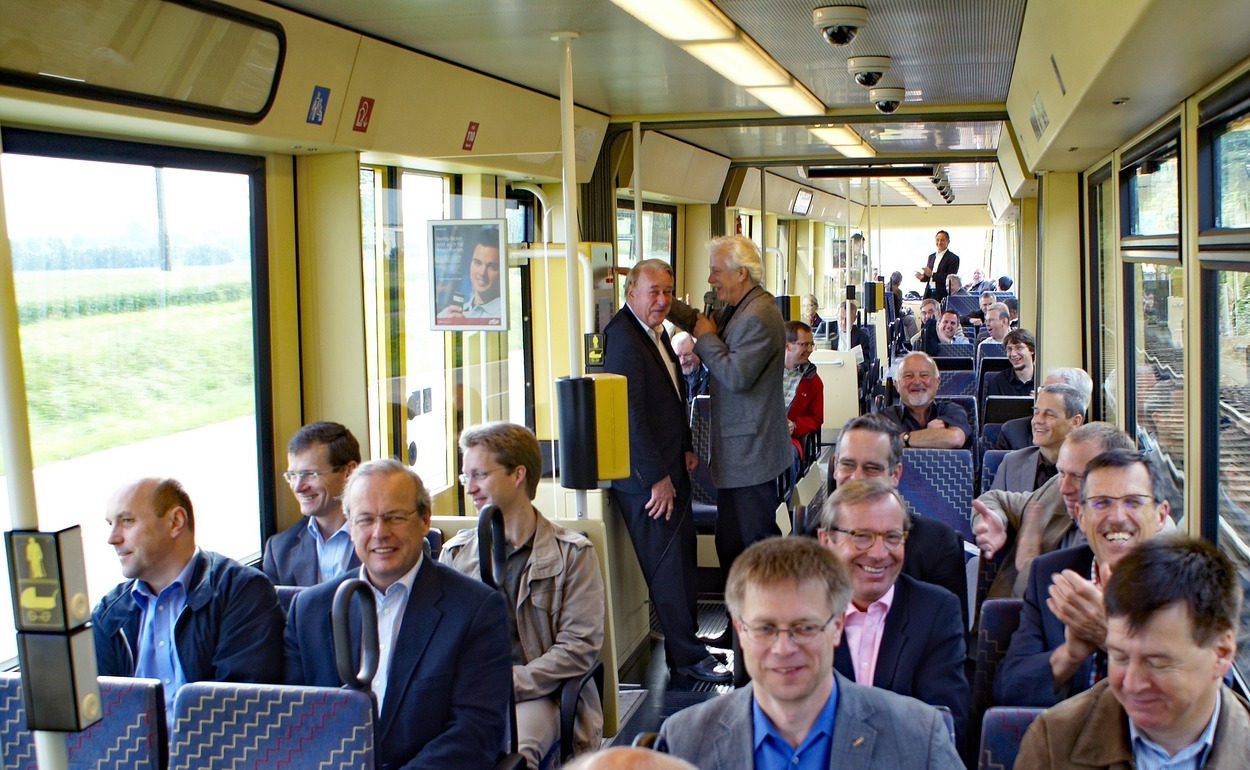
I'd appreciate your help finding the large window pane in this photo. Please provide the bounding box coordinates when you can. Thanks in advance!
[1128,262,1185,506]
[0,150,263,663]
[1213,113,1250,229]
[1090,171,1118,422]
[1211,270,1250,675]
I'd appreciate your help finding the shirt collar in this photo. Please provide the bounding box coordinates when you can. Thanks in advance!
[1129,689,1221,764]
[360,552,423,598]
[844,583,896,618]
[305,514,350,543]
[132,548,201,601]
[626,303,660,334]
[751,675,839,751]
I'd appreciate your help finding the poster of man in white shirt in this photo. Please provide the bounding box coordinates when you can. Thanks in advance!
[431,219,507,330]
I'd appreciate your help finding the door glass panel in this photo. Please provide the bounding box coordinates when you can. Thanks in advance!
[1213,113,1250,229]
[1128,262,1184,509]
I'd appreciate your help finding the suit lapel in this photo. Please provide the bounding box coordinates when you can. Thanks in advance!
[296,528,319,586]
[873,583,908,689]
[377,559,443,733]
[829,676,879,767]
[627,312,681,403]
[714,689,756,770]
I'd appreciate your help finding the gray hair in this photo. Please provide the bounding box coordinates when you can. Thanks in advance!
[1038,383,1087,419]
[707,235,763,285]
[342,458,432,520]
[1045,367,1094,405]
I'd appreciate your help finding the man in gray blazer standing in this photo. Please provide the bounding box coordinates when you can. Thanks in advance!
[658,537,962,769]
[669,235,792,581]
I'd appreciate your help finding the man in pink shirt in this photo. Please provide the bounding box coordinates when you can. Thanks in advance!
[817,478,969,743]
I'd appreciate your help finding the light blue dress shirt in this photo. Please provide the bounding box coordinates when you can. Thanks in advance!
[306,516,354,583]
[361,554,422,713]
[132,549,200,724]
[752,679,839,770]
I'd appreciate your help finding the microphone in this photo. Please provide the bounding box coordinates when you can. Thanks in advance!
[702,290,717,317]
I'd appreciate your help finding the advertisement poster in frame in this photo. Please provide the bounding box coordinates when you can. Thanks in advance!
[429,218,508,331]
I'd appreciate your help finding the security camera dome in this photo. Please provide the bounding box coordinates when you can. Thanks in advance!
[813,6,868,46]
[847,56,891,87]
[869,87,906,114]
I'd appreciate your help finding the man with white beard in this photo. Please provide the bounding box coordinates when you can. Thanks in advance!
[882,352,969,450]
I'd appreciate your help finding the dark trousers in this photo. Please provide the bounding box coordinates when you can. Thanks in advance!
[714,480,782,584]
[610,486,704,668]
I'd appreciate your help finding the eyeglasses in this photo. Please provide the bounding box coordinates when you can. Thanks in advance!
[1081,494,1155,512]
[737,612,839,646]
[834,459,889,477]
[828,527,908,551]
[283,466,343,484]
[352,510,419,528]
[458,467,509,486]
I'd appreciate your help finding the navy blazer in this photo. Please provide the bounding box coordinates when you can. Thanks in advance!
[993,545,1096,708]
[603,306,691,495]
[900,516,970,632]
[261,519,361,587]
[834,574,969,740]
[284,560,511,770]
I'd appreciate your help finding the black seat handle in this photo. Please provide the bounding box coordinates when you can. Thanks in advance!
[476,504,508,590]
[333,578,379,692]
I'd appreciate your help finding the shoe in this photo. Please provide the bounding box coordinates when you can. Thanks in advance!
[699,627,734,649]
[673,655,733,683]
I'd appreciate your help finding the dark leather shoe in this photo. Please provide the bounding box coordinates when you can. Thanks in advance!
[673,655,733,683]
[699,627,734,649]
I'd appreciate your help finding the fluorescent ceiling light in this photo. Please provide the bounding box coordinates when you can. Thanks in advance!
[746,86,825,116]
[835,142,876,158]
[609,0,735,41]
[686,41,790,88]
[809,126,863,146]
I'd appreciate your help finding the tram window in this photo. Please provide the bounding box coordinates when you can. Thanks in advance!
[1210,270,1250,676]
[1124,145,1179,237]
[1126,262,1185,502]
[1213,113,1250,229]
[0,145,267,664]
[1087,166,1117,423]
[615,203,676,264]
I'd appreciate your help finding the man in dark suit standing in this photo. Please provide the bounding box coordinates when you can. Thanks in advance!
[818,479,969,741]
[262,421,362,586]
[915,230,960,302]
[669,235,792,581]
[284,458,511,768]
[604,259,730,683]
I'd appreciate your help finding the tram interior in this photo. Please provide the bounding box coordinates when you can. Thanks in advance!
[2,0,1250,766]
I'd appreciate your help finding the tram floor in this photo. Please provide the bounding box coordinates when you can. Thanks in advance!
[609,595,735,747]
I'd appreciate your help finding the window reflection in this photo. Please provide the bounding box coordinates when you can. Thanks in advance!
[1130,263,1184,499]
[1212,270,1250,676]
[1126,147,1179,236]
[1214,113,1250,229]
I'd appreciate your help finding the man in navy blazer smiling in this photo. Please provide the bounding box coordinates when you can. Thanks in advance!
[284,458,511,769]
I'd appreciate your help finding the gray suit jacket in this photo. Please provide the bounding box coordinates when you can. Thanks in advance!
[989,445,1045,493]
[658,673,962,769]
[675,286,791,489]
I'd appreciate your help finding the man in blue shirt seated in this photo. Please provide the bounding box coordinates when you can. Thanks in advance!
[93,478,286,722]
[657,537,962,769]
[262,421,361,586]
[284,458,511,769]
[884,352,969,450]
[1016,536,1248,768]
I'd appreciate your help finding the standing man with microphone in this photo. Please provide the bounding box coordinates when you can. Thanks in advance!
[668,235,791,584]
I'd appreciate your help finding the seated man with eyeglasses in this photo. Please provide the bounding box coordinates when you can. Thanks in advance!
[659,536,962,769]
[817,479,969,743]
[285,458,512,769]
[440,422,605,768]
[994,449,1174,708]
[262,421,361,586]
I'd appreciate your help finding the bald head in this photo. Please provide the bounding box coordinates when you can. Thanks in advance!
[564,747,698,770]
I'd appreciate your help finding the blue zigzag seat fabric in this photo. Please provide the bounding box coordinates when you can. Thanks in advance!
[936,342,974,359]
[969,598,1023,758]
[168,682,374,770]
[898,448,974,541]
[977,706,1042,770]
[689,395,718,531]
[0,673,165,770]
[980,450,1008,495]
[937,370,977,397]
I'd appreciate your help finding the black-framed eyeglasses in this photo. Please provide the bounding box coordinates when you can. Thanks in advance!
[283,466,344,484]
[828,527,908,551]
[736,612,839,646]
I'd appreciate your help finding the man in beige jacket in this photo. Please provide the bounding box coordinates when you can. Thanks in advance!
[1016,536,1248,768]
[441,422,605,768]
